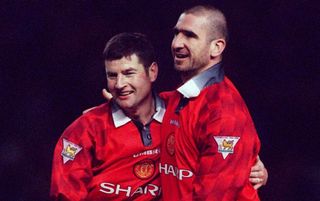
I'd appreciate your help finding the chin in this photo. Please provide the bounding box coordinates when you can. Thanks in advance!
[175,65,191,72]
[174,63,185,70]
[119,100,137,109]
[115,100,129,108]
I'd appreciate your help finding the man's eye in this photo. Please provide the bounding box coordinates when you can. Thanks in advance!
[184,31,196,38]
[185,32,192,37]
[107,73,117,79]
[124,71,135,76]
[173,29,179,36]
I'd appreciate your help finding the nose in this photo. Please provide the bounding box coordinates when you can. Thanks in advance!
[172,34,184,50]
[115,75,126,89]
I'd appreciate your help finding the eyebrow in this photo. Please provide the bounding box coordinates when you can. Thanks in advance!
[173,27,198,39]
[106,72,117,77]
[107,67,137,73]
[123,67,137,73]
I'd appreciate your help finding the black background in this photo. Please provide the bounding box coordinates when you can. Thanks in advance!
[1,1,319,200]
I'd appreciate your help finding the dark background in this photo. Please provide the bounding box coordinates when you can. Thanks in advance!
[1,0,319,200]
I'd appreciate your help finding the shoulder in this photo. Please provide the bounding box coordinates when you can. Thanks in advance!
[200,78,252,122]
[58,102,111,141]
[66,102,111,131]
[159,90,175,99]
[202,77,242,102]
[82,102,110,115]
[159,90,180,102]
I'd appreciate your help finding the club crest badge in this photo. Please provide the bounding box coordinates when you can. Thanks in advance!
[166,133,175,156]
[213,136,240,159]
[133,159,155,180]
[61,138,82,164]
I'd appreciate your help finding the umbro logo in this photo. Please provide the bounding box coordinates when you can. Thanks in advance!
[169,119,179,127]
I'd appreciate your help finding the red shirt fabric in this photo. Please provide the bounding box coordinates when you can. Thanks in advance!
[50,96,165,201]
[160,64,261,201]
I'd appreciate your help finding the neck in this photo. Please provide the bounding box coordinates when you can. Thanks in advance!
[180,59,221,83]
[125,93,155,125]
[180,70,197,83]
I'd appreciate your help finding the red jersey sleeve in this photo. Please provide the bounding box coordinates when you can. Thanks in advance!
[50,115,95,201]
[193,112,260,200]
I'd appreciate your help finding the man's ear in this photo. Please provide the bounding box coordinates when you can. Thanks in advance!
[210,38,226,57]
[148,62,158,82]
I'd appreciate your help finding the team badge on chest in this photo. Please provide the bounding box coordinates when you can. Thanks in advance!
[213,136,240,159]
[133,159,155,179]
[166,133,175,156]
[61,138,82,164]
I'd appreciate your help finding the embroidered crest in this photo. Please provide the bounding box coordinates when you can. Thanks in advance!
[61,138,82,164]
[213,136,240,159]
[166,133,175,156]
[133,159,155,180]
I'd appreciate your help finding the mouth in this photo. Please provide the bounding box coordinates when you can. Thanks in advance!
[174,50,189,61]
[117,91,134,99]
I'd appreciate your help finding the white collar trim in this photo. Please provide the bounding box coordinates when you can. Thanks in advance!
[177,67,215,98]
[111,95,166,128]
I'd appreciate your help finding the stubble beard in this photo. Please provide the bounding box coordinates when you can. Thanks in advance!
[174,62,198,82]
[175,57,210,82]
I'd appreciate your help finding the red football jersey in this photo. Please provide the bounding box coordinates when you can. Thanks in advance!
[50,97,165,201]
[160,64,261,201]
[159,91,180,201]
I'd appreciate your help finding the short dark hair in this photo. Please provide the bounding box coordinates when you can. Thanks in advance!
[103,32,156,70]
[184,5,229,42]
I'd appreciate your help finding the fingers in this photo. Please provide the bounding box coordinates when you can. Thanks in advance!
[102,88,113,101]
[249,177,263,183]
[249,155,268,189]
[83,108,91,114]
[251,168,268,186]
[83,106,98,114]
[251,156,265,171]
[249,175,264,190]
[250,170,264,178]
[261,167,268,185]
[252,182,263,190]
[83,89,112,114]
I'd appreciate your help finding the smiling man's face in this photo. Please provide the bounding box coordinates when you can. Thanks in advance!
[171,13,212,75]
[105,54,156,111]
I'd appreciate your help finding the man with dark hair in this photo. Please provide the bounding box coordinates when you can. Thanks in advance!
[159,5,262,200]
[50,32,163,200]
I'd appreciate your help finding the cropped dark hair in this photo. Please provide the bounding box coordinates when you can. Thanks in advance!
[103,32,156,69]
[184,5,229,42]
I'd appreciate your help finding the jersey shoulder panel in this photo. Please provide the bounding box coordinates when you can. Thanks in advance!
[159,90,176,100]
[60,103,111,140]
